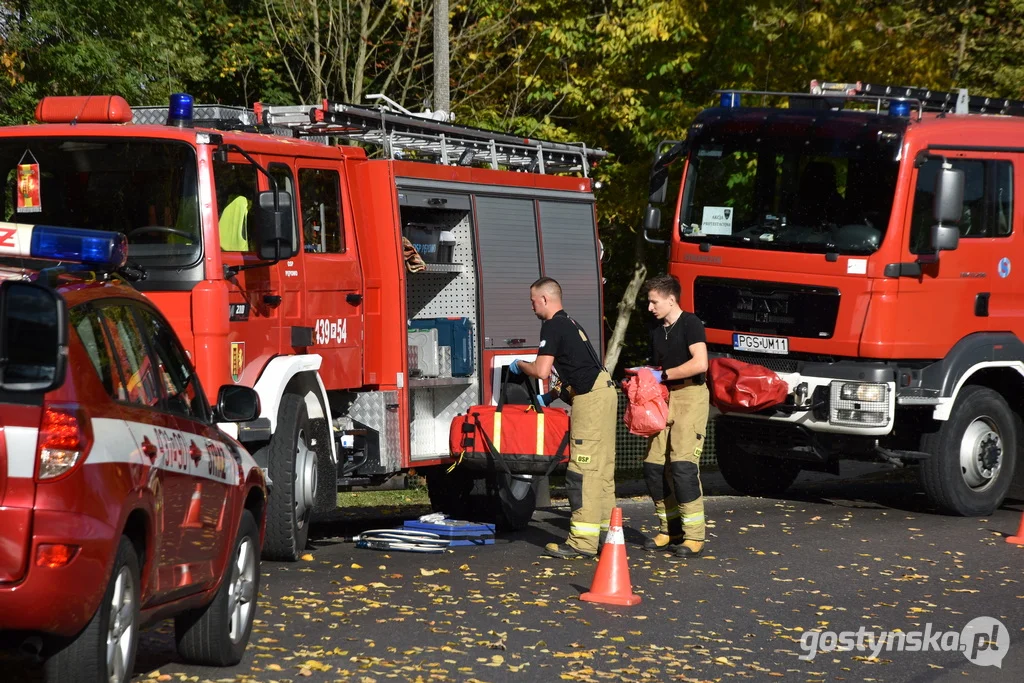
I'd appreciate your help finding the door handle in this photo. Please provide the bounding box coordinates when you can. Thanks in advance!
[346,293,363,305]
[141,436,158,460]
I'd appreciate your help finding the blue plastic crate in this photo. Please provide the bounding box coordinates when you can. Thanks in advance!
[403,519,495,546]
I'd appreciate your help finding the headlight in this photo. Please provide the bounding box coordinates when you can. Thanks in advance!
[839,383,886,402]
[830,382,890,428]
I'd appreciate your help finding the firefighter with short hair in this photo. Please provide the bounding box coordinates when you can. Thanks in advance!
[511,277,617,559]
[642,273,709,558]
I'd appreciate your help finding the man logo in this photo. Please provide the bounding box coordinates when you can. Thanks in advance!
[230,342,245,383]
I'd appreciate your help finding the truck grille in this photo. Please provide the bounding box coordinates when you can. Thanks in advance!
[694,277,840,339]
[707,346,838,374]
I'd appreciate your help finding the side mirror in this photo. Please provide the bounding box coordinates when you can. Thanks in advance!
[934,166,965,225]
[649,171,668,205]
[648,139,687,204]
[930,224,960,252]
[0,281,68,392]
[214,384,260,423]
[643,205,666,245]
[254,190,297,261]
[927,165,964,256]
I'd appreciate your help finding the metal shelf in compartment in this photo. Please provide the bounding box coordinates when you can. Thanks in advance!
[409,376,475,389]
[412,262,463,274]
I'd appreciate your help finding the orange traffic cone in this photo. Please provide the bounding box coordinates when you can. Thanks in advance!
[182,484,203,529]
[581,507,641,606]
[1006,510,1024,544]
[215,496,227,531]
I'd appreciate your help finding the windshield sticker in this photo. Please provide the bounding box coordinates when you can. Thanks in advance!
[847,258,867,275]
[15,150,41,214]
[701,206,734,235]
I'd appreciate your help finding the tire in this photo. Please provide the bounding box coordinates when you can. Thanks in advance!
[44,536,140,683]
[919,385,1018,516]
[715,427,801,497]
[424,466,475,519]
[495,473,539,531]
[263,394,319,560]
[175,510,261,666]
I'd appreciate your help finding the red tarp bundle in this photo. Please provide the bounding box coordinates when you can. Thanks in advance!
[708,357,789,413]
[622,366,669,437]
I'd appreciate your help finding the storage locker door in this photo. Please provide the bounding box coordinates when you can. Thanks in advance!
[474,196,541,347]
[538,200,603,357]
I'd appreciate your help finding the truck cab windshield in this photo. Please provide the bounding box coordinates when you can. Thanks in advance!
[678,111,903,255]
[0,137,200,269]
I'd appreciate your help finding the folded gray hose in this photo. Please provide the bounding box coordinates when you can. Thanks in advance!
[345,529,449,553]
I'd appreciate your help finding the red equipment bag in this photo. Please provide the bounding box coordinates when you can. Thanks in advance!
[708,357,789,413]
[622,366,669,438]
[449,376,570,475]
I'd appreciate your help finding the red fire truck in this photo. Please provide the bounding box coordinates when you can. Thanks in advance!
[644,80,1024,516]
[1,94,606,559]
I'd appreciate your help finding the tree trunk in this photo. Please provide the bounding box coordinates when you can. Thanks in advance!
[433,0,450,116]
[603,228,649,376]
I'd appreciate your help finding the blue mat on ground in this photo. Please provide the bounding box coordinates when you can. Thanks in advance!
[403,519,496,546]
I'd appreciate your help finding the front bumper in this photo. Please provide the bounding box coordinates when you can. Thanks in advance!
[711,351,897,435]
[0,508,117,636]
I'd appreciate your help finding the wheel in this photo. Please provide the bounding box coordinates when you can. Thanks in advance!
[175,510,260,666]
[920,385,1017,516]
[43,536,140,683]
[715,426,801,496]
[495,472,539,531]
[424,466,475,519]
[263,393,320,560]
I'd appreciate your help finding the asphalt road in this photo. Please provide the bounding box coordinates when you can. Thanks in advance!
[7,465,1024,682]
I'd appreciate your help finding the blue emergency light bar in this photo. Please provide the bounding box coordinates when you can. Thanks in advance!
[721,92,742,108]
[168,93,194,127]
[889,100,912,118]
[30,225,129,268]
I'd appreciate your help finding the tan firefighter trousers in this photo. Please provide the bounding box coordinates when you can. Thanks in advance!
[644,381,709,542]
[564,371,618,554]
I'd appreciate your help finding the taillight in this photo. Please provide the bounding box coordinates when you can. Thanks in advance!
[36,404,93,480]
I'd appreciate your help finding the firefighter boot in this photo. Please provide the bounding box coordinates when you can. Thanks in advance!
[642,456,683,551]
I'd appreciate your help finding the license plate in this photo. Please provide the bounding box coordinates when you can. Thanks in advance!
[733,333,789,355]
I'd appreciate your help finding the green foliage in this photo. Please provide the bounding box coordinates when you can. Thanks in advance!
[1,0,1019,367]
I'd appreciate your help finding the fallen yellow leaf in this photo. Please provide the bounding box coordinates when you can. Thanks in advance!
[300,553,314,561]
[266,663,283,671]
[351,563,363,569]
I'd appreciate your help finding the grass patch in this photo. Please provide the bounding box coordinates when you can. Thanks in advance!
[337,488,430,508]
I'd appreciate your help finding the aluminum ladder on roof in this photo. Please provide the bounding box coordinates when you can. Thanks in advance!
[810,80,1024,117]
[256,98,606,176]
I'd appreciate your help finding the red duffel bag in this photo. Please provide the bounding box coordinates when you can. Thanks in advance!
[449,378,570,475]
[708,357,789,413]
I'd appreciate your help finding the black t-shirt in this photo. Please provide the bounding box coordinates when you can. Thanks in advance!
[538,310,602,394]
[649,312,706,379]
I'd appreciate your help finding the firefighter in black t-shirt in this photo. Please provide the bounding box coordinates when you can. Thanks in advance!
[642,273,710,558]
[510,277,617,559]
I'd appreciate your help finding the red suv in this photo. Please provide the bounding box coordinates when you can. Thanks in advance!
[0,224,268,682]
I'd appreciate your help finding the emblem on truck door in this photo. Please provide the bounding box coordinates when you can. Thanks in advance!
[231,342,245,383]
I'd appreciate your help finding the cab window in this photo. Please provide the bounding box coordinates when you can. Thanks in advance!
[910,158,1014,253]
[69,306,125,400]
[96,304,161,407]
[135,305,211,423]
[298,168,344,253]
[214,161,259,252]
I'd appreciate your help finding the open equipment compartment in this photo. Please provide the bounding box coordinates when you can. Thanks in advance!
[401,190,481,460]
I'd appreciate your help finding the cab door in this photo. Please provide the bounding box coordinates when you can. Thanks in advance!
[93,301,190,598]
[295,162,363,388]
[133,303,234,593]
[892,153,1017,357]
[215,155,283,383]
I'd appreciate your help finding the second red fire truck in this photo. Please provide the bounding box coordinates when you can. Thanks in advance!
[645,80,1024,516]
